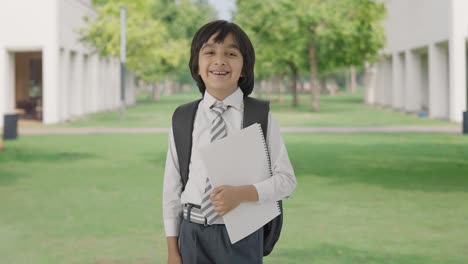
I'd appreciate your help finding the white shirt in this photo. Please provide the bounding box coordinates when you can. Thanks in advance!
[162,88,297,237]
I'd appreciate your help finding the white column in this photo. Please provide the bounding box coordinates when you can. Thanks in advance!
[0,49,15,127]
[89,54,99,113]
[429,43,449,119]
[82,54,89,114]
[59,49,70,121]
[375,60,384,105]
[420,53,429,112]
[75,53,84,116]
[98,57,105,111]
[405,50,421,112]
[449,0,468,122]
[113,58,119,108]
[383,57,393,107]
[69,52,77,116]
[43,45,60,124]
[392,52,405,109]
[0,48,6,127]
[42,0,60,124]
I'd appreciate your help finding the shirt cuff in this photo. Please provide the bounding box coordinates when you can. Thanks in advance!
[253,180,274,203]
[164,217,182,237]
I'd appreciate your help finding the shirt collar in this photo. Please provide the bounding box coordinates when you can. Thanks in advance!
[203,87,243,111]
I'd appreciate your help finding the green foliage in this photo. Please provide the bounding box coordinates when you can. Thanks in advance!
[81,0,216,83]
[235,0,386,77]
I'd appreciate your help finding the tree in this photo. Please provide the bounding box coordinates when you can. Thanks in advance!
[235,0,386,110]
[81,0,216,98]
[235,0,308,106]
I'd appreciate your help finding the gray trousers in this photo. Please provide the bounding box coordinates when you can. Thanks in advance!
[179,219,263,264]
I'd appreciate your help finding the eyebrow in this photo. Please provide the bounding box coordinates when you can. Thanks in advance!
[201,43,240,50]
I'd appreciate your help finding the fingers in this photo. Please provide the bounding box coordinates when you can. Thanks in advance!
[212,200,226,216]
[211,186,225,200]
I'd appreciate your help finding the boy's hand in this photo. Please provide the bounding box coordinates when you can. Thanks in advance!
[211,186,242,216]
[211,185,259,216]
[167,237,182,264]
[168,253,182,264]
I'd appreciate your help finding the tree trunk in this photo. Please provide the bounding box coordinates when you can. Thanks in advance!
[350,65,357,94]
[309,41,319,111]
[288,62,298,107]
[152,82,160,101]
[276,77,285,103]
[164,79,174,96]
[345,69,351,93]
[266,79,272,101]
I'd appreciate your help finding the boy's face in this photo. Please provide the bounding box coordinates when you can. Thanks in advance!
[198,33,243,97]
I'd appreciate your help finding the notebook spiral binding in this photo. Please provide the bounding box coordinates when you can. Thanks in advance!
[257,123,281,213]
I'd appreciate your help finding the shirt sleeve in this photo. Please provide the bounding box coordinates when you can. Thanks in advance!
[253,113,297,203]
[162,128,183,237]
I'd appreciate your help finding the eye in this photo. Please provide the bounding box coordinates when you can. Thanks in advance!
[204,50,214,55]
[228,52,238,57]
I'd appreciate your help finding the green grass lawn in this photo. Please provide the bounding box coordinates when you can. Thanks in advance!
[1,133,467,263]
[28,90,456,128]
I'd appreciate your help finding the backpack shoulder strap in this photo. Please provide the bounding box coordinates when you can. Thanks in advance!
[243,96,270,135]
[171,99,202,190]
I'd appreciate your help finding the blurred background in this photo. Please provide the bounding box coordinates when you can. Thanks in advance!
[0,0,467,263]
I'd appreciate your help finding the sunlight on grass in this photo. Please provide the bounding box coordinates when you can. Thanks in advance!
[1,133,467,263]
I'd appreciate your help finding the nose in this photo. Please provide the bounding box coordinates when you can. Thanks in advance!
[213,54,226,66]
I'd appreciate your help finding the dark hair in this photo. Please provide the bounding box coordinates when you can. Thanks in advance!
[189,20,255,96]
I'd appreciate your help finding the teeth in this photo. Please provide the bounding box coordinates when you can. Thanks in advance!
[212,71,227,75]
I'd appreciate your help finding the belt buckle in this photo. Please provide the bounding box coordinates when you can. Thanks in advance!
[187,204,193,223]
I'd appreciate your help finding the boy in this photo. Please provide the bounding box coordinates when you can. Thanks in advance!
[163,20,297,264]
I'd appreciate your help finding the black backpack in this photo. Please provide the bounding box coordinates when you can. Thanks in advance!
[171,96,283,256]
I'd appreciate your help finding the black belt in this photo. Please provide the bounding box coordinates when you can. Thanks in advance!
[183,203,208,225]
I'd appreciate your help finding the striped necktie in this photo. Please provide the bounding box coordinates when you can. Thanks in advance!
[200,100,229,224]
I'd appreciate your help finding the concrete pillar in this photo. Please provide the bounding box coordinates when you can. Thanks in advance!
[392,52,405,109]
[0,50,15,127]
[375,60,385,105]
[74,53,84,116]
[96,57,103,111]
[383,57,393,107]
[449,0,468,122]
[0,49,5,127]
[82,54,89,114]
[59,48,70,121]
[100,58,106,110]
[103,58,109,110]
[405,50,421,112]
[113,58,119,108]
[429,43,449,119]
[89,54,99,113]
[420,52,429,112]
[69,52,77,117]
[43,45,60,124]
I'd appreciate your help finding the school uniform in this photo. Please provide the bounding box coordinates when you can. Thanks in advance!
[162,88,297,263]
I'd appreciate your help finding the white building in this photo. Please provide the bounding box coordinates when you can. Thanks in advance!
[0,0,136,127]
[365,0,468,122]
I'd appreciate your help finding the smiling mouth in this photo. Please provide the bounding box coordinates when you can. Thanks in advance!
[210,71,230,76]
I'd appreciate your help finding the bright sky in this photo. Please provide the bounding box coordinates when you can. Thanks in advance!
[207,0,236,21]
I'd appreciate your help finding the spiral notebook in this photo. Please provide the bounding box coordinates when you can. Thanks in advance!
[198,123,281,244]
